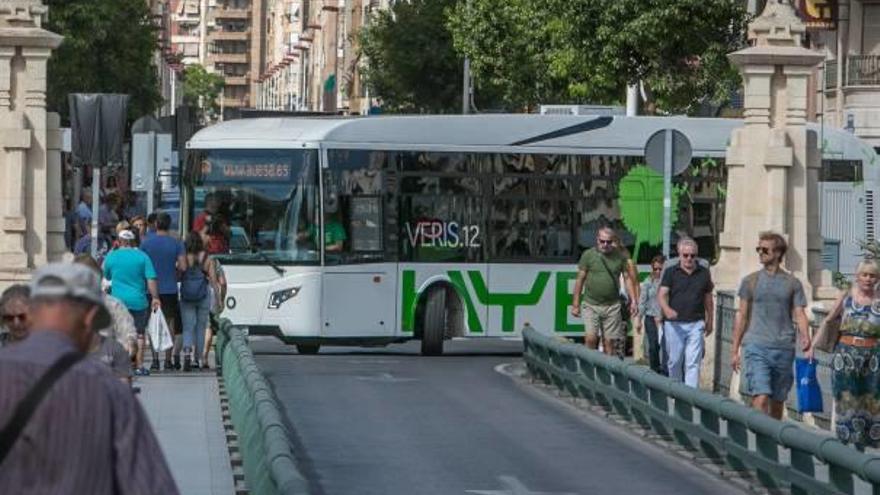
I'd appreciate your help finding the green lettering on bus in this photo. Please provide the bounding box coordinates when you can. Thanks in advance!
[467,271,551,332]
[400,270,484,333]
[554,272,582,333]
[402,270,583,334]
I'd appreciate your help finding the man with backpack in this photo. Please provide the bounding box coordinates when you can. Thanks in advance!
[141,212,186,371]
[730,232,811,419]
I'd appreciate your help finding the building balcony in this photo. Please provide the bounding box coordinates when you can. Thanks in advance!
[209,52,248,64]
[224,76,248,85]
[848,55,880,87]
[824,55,880,89]
[209,29,250,41]
[222,97,249,108]
[213,8,249,20]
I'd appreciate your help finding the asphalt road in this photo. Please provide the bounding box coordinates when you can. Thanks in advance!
[251,337,747,495]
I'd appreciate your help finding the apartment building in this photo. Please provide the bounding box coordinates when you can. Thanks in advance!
[209,0,267,112]
[811,0,880,149]
[257,0,388,114]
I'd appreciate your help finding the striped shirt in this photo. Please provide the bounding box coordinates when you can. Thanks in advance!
[0,331,179,494]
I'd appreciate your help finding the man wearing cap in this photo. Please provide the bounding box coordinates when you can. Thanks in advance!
[0,263,178,493]
[103,229,161,376]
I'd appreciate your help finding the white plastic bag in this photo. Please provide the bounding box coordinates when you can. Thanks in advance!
[148,309,173,353]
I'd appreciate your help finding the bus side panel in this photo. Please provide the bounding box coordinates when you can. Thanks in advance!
[397,263,489,337]
[321,263,397,338]
[485,264,580,337]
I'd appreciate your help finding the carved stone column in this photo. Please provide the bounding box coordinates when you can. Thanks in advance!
[706,0,830,390]
[0,1,62,287]
[46,111,65,261]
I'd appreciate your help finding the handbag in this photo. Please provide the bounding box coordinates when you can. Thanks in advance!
[812,315,841,353]
[795,357,824,413]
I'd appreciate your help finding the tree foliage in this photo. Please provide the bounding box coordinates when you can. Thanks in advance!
[46,0,161,121]
[447,0,749,114]
[182,64,225,122]
[358,0,464,113]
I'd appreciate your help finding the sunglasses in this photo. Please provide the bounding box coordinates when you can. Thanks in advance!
[2,313,26,323]
[681,253,696,259]
[756,247,773,255]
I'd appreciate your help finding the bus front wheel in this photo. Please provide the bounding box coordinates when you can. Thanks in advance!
[296,344,321,355]
[421,289,446,356]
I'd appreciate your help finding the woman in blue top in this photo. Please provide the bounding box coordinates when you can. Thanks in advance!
[103,230,161,376]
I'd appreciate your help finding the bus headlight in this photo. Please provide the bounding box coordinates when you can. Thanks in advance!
[268,286,301,309]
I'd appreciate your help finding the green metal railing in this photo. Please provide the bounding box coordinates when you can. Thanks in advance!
[216,319,309,495]
[523,327,880,494]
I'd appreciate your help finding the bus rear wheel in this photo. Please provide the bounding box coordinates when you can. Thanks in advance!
[296,344,320,355]
[420,289,446,356]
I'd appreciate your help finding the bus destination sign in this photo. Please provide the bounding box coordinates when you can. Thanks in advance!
[201,160,293,182]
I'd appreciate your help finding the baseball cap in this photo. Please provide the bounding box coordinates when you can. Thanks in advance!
[30,263,112,330]
[118,230,136,241]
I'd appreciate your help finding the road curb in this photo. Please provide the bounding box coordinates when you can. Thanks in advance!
[216,319,310,495]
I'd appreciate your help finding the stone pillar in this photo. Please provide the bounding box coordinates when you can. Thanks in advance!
[46,111,65,261]
[706,0,834,390]
[0,1,63,287]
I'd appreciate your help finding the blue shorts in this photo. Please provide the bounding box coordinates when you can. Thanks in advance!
[742,344,795,402]
[129,309,149,336]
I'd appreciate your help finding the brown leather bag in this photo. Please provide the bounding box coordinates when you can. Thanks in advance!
[813,312,841,353]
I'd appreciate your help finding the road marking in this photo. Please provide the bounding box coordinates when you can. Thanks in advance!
[466,475,577,495]
[354,372,417,383]
[346,360,402,365]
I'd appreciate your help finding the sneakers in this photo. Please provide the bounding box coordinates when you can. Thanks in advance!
[134,367,150,376]
[149,360,160,372]
[183,356,192,372]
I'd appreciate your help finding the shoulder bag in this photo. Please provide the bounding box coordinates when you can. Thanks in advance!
[0,352,85,466]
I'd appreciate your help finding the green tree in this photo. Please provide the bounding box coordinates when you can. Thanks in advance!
[448,0,749,114]
[358,0,464,113]
[46,0,161,121]
[182,64,225,122]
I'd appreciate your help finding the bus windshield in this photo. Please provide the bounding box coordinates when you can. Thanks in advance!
[185,149,320,264]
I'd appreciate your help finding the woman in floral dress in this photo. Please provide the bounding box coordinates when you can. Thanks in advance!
[814,260,880,450]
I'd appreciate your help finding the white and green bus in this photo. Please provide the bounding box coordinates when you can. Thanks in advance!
[183,114,876,355]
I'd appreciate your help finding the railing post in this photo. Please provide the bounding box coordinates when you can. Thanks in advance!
[754,430,782,490]
[672,395,697,452]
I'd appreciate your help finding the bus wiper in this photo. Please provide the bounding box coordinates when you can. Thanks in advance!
[253,248,286,276]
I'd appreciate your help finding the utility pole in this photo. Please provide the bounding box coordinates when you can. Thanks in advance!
[462,57,470,114]
[462,0,472,114]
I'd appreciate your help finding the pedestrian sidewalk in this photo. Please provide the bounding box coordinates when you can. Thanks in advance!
[137,371,235,495]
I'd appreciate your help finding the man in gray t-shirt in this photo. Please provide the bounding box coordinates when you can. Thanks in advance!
[730,232,811,419]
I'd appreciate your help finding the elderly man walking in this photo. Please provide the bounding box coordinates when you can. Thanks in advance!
[571,226,639,357]
[731,232,811,419]
[658,238,714,388]
[0,263,177,493]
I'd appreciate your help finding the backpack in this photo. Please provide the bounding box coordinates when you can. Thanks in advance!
[180,261,208,302]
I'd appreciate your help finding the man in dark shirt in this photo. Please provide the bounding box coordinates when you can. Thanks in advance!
[141,212,186,370]
[0,263,177,494]
[658,238,714,388]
